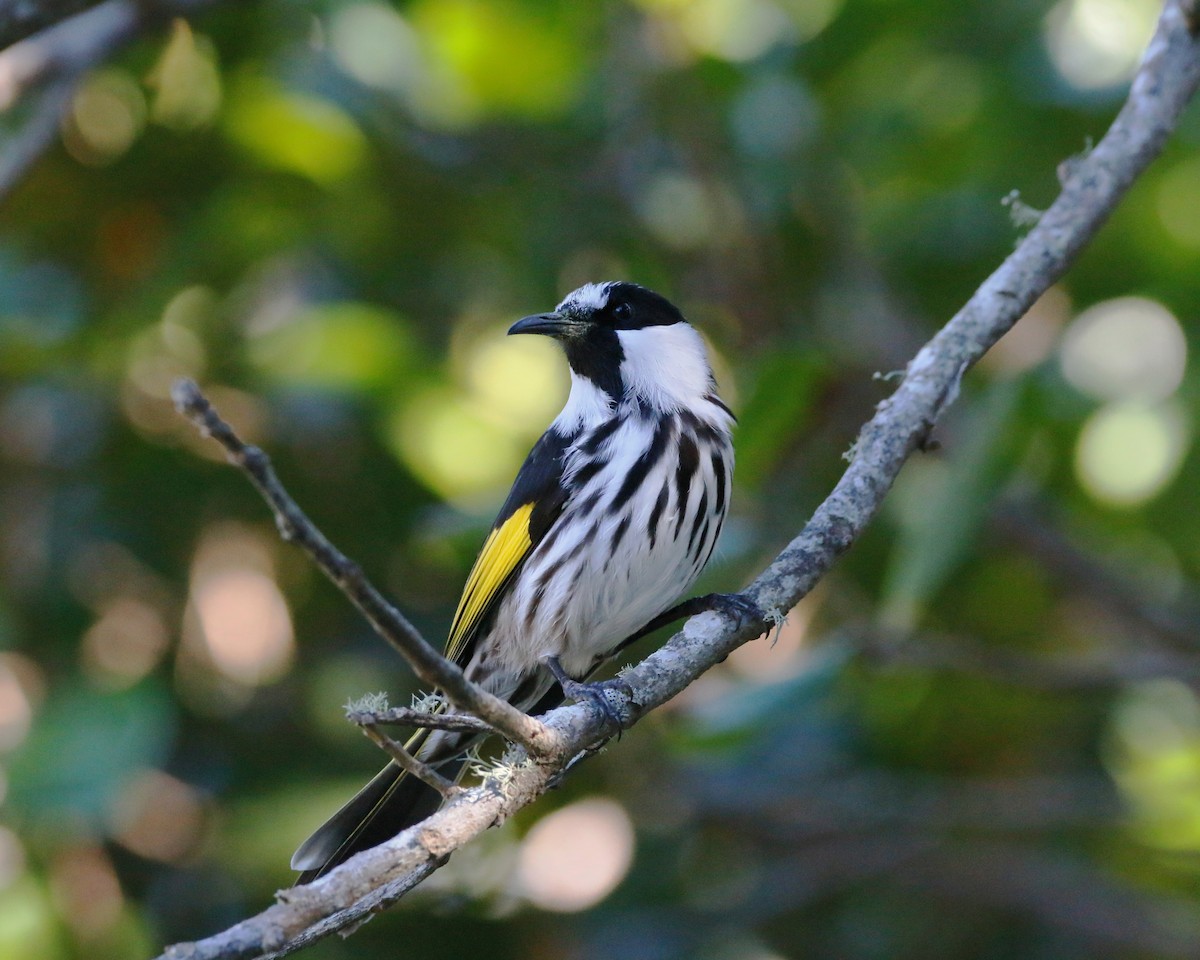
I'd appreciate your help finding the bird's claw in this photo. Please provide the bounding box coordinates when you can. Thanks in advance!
[561,677,631,735]
[703,592,765,628]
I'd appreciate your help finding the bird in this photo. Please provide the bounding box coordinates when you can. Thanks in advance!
[291,281,743,883]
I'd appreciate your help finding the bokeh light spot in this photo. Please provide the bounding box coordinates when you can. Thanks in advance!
[731,74,819,158]
[248,301,411,390]
[666,0,793,62]
[81,598,170,690]
[1074,401,1188,507]
[0,876,60,959]
[48,846,124,940]
[192,569,293,686]
[1060,296,1186,402]
[390,388,527,505]
[1155,155,1200,249]
[225,79,366,183]
[1108,680,1200,850]
[982,286,1070,377]
[111,769,206,863]
[330,3,424,95]
[465,329,565,428]
[121,289,212,437]
[147,19,222,131]
[638,173,717,249]
[1044,0,1158,90]
[517,798,635,912]
[412,0,583,123]
[63,69,146,167]
[0,654,41,753]
[184,526,295,688]
[128,287,211,401]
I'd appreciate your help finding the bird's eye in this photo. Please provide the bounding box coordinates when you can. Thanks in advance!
[612,302,633,322]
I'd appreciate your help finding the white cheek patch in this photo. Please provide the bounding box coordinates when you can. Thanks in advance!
[617,323,712,411]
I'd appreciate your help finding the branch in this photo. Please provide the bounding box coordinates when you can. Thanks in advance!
[156,3,1200,957]
[0,0,216,205]
[354,723,459,798]
[0,72,70,197]
[345,705,497,736]
[171,381,556,756]
[0,0,93,49]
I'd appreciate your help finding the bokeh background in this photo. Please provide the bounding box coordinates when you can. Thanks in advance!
[3,0,1200,957]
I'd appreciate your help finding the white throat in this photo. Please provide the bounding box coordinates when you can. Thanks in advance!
[616,323,714,413]
[551,371,614,432]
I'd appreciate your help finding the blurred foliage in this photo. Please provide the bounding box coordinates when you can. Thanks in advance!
[2,0,1200,957]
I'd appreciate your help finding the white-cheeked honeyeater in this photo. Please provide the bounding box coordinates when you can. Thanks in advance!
[292,281,740,882]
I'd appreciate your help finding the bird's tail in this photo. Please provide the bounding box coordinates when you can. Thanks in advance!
[290,727,466,884]
[292,684,568,884]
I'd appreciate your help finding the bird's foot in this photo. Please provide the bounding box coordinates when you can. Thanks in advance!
[692,591,765,628]
[564,678,632,733]
[543,657,631,734]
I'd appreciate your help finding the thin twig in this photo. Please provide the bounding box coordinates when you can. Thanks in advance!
[171,379,557,758]
[346,706,497,736]
[156,3,1200,957]
[355,724,459,798]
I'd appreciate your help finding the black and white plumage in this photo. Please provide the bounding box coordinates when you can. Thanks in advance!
[292,281,735,882]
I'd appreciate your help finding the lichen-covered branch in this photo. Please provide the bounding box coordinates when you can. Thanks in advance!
[156,3,1200,958]
[346,704,498,736]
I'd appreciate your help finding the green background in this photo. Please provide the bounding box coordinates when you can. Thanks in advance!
[3,0,1200,957]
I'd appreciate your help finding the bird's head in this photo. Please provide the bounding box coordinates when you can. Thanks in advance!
[509,281,716,414]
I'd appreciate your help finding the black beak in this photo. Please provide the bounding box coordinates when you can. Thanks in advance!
[508,312,571,337]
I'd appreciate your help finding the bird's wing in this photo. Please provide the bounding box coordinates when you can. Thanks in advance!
[444,428,572,666]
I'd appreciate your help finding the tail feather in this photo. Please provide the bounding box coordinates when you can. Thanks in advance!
[292,728,462,883]
[292,688,568,884]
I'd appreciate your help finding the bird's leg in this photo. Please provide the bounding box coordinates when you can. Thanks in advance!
[542,655,628,733]
[614,592,764,654]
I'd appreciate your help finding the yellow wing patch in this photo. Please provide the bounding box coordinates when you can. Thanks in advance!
[445,502,534,664]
